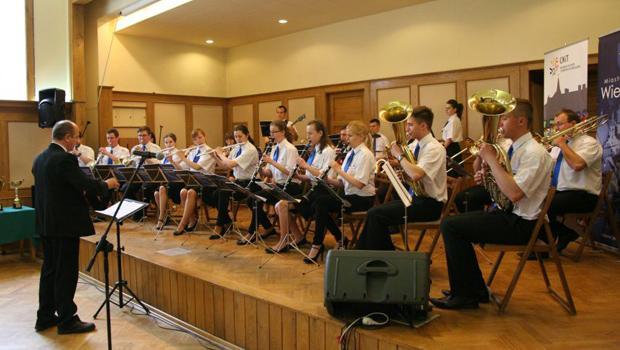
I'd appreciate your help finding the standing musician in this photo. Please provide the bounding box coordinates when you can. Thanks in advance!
[430,99,553,310]
[356,106,447,250]
[369,118,390,160]
[97,128,130,165]
[276,105,299,142]
[442,99,464,163]
[172,128,216,236]
[70,134,95,167]
[304,120,376,263]
[153,133,184,230]
[268,120,336,253]
[240,120,301,244]
[209,125,259,237]
[548,108,602,252]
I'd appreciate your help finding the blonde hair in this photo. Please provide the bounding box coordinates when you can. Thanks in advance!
[346,120,368,142]
[191,128,206,139]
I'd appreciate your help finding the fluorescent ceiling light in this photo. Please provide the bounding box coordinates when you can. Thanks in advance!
[278,19,288,24]
[205,39,214,44]
[116,0,193,32]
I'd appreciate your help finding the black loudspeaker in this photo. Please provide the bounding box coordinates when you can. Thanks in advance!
[38,88,66,128]
[324,250,431,325]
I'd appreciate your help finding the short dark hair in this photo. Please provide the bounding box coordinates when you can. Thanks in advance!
[556,108,580,124]
[513,99,533,127]
[411,106,434,129]
[277,105,287,113]
[163,132,177,142]
[137,126,152,134]
[106,128,119,138]
[52,120,77,141]
[369,118,380,125]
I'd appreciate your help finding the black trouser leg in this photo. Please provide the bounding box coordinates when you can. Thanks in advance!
[454,185,492,213]
[312,194,341,245]
[215,189,233,225]
[440,211,535,298]
[548,190,598,240]
[37,238,57,321]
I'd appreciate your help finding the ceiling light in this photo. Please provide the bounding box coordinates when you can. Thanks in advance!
[205,39,214,44]
[116,0,193,32]
[278,19,288,24]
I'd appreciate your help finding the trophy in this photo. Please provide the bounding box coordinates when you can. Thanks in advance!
[10,179,23,209]
[0,177,4,211]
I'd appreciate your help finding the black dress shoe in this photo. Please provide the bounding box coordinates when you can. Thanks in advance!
[185,220,198,232]
[35,316,58,332]
[265,244,290,254]
[173,228,186,236]
[57,316,96,335]
[441,289,489,304]
[430,295,479,310]
[556,231,579,253]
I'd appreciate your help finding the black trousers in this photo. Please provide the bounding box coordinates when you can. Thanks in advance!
[312,194,374,246]
[454,185,492,213]
[356,197,443,250]
[440,211,536,298]
[247,182,302,234]
[548,190,598,240]
[212,179,251,226]
[37,237,80,325]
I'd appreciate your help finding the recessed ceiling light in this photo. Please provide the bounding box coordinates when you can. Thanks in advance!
[278,19,288,24]
[205,39,214,44]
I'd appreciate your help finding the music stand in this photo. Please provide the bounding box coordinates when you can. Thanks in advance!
[85,156,151,350]
[147,165,185,238]
[80,166,97,180]
[95,164,123,181]
[259,121,271,138]
[377,160,412,247]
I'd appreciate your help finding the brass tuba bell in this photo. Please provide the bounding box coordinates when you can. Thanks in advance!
[379,101,426,197]
[467,89,516,211]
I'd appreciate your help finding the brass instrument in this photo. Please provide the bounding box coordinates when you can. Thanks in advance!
[540,114,608,146]
[467,89,516,210]
[378,101,426,197]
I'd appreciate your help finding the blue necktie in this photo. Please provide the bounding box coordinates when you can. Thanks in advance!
[142,144,146,152]
[306,148,316,166]
[193,149,201,163]
[163,156,169,164]
[551,151,563,187]
[272,145,280,162]
[414,144,420,159]
[343,150,355,172]
[507,145,514,161]
[235,146,242,158]
[107,147,113,164]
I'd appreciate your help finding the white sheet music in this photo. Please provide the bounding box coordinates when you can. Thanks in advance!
[96,199,149,221]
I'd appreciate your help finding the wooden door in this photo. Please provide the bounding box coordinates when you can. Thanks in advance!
[327,90,364,133]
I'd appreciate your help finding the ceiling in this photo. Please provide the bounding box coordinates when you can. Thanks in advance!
[116,0,433,48]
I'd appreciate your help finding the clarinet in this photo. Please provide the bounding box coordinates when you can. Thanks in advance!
[246,138,274,189]
[282,141,312,191]
[301,140,350,201]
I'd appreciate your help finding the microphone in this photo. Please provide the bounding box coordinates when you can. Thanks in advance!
[132,150,165,160]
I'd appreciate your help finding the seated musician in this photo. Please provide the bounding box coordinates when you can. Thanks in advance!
[369,118,390,160]
[430,99,553,310]
[172,128,216,236]
[223,132,236,157]
[70,134,95,167]
[548,109,602,252]
[239,120,301,244]
[154,133,184,230]
[355,106,447,250]
[97,128,130,165]
[304,120,376,263]
[209,125,259,237]
[268,120,336,253]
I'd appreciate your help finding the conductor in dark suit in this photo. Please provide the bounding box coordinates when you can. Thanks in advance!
[33,121,119,334]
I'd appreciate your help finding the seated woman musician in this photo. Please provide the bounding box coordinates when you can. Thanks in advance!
[172,128,216,236]
[209,124,259,237]
[303,120,376,264]
[239,120,301,245]
[153,133,184,230]
[267,120,336,254]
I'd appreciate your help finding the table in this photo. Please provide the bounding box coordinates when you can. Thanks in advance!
[0,206,36,258]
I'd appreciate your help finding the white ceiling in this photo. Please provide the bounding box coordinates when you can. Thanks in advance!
[116,0,433,48]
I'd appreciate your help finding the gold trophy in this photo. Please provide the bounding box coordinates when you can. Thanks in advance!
[0,177,5,211]
[10,179,23,209]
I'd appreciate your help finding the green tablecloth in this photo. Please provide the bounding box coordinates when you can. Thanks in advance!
[0,206,36,245]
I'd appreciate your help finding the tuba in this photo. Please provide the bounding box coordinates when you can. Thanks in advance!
[467,89,516,211]
[379,101,426,197]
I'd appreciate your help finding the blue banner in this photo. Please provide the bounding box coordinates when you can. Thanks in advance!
[595,30,620,250]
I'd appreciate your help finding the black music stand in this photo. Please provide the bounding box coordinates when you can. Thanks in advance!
[446,156,472,178]
[95,164,123,181]
[85,156,150,350]
[147,164,185,238]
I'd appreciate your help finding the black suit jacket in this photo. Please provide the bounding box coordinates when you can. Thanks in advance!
[32,143,108,238]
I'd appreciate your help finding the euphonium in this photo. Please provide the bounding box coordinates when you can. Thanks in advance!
[378,101,426,197]
[467,89,516,210]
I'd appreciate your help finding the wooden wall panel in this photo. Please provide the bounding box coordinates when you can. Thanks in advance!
[8,122,51,188]
[193,104,224,147]
[288,97,315,142]
[418,83,457,138]
[154,103,187,148]
[231,104,255,140]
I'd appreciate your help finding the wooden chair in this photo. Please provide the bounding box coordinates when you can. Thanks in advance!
[400,176,463,254]
[562,171,613,262]
[483,188,576,315]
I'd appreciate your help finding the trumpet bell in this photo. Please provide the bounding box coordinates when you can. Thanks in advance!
[468,89,516,116]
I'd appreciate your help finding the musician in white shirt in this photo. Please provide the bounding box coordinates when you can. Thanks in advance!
[431,99,552,310]
[153,133,185,230]
[70,135,95,167]
[369,118,390,160]
[356,106,447,250]
[97,128,130,165]
[548,109,602,252]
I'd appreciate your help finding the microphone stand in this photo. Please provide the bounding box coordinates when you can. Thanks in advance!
[85,155,151,350]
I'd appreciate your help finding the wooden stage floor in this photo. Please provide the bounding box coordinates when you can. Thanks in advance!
[79,210,620,350]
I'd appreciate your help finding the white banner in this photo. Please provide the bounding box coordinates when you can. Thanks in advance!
[544,39,589,121]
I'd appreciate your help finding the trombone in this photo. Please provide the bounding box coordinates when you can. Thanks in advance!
[539,114,608,146]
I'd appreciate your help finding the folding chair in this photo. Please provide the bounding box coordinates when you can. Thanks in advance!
[483,188,576,315]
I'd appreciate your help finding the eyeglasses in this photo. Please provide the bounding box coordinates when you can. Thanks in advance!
[270,130,282,134]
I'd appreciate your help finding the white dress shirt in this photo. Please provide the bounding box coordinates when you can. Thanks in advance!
[509,132,553,220]
[550,134,602,195]
[231,142,259,180]
[339,143,375,197]
[307,144,336,180]
[98,144,130,165]
[409,133,448,203]
[76,144,95,167]
[370,132,390,160]
[269,139,299,185]
[129,142,161,165]
[442,114,463,142]
[187,144,216,174]
[162,148,183,166]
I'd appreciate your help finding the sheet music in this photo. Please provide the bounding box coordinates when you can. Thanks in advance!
[381,161,412,207]
[96,199,149,221]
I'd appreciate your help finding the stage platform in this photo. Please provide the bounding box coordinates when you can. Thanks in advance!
[78,212,620,350]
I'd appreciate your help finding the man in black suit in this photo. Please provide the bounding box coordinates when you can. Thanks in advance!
[32,120,119,334]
